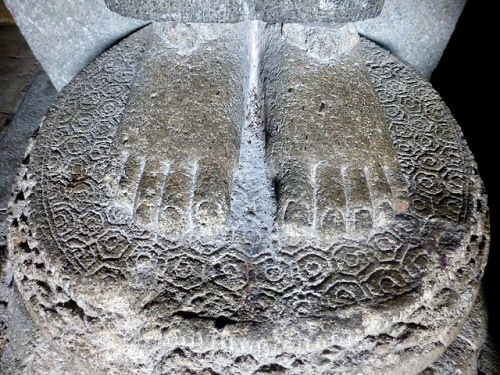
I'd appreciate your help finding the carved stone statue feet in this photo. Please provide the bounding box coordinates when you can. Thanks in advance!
[6,20,488,375]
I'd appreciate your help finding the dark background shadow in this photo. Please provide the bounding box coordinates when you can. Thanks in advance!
[432,0,497,346]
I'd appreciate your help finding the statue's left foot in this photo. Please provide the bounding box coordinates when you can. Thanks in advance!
[262,24,409,239]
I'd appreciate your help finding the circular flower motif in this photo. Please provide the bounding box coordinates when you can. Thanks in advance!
[385,78,408,95]
[365,269,411,297]
[70,112,97,134]
[50,127,71,147]
[260,260,286,283]
[65,236,87,250]
[80,90,103,108]
[212,254,248,292]
[398,157,416,174]
[50,203,78,237]
[413,134,439,152]
[322,281,366,307]
[397,68,417,85]
[436,195,463,222]
[126,244,158,273]
[106,205,132,225]
[401,247,429,278]
[115,69,136,84]
[443,169,465,194]
[255,256,294,292]
[97,229,130,259]
[89,141,111,162]
[440,146,463,167]
[394,141,419,158]
[93,122,116,140]
[101,82,128,99]
[409,192,434,217]
[390,121,413,138]
[64,136,91,156]
[287,292,321,317]
[410,86,438,101]
[57,103,78,126]
[414,171,443,195]
[165,255,205,290]
[401,96,422,114]
[376,88,397,104]
[423,99,449,122]
[435,123,458,144]
[80,210,105,236]
[73,244,98,270]
[384,104,405,121]
[295,252,331,287]
[416,153,444,172]
[103,63,119,75]
[369,232,404,262]
[409,116,436,133]
[370,64,394,79]
[98,98,123,119]
[333,245,373,275]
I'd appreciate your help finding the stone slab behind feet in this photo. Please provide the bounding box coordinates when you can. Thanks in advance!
[4,0,147,91]
[5,0,464,90]
[104,0,385,23]
[356,0,467,79]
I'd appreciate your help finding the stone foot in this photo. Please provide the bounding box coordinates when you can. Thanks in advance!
[262,24,409,239]
[112,23,248,238]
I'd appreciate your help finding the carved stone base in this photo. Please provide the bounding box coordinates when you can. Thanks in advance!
[5,22,489,374]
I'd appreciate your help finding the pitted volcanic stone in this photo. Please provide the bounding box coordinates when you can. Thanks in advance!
[104,0,384,23]
[7,23,489,374]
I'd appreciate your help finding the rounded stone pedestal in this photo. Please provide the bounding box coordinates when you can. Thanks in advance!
[7,24,489,374]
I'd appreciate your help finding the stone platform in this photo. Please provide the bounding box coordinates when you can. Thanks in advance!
[2,21,491,374]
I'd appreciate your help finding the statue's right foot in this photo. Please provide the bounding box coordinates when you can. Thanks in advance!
[111,23,248,239]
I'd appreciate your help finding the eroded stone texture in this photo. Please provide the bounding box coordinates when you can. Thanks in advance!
[422,291,487,374]
[0,72,57,262]
[6,23,489,374]
[478,339,500,375]
[104,0,384,23]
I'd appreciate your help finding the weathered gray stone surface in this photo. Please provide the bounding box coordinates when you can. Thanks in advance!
[4,22,489,373]
[422,291,487,374]
[0,72,57,253]
[0,71,65,374]
[356,0,467,79]
[4,0,147,91]
[104,0,384,23]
